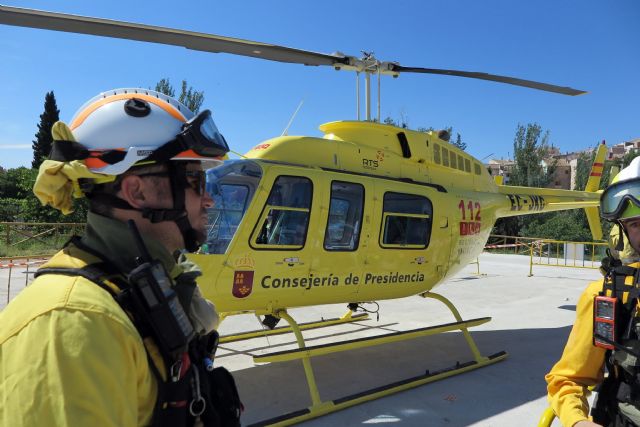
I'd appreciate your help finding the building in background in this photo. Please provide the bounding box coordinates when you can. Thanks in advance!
[484,139,640,190]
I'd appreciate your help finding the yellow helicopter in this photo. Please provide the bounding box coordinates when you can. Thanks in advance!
[0,5,606,425]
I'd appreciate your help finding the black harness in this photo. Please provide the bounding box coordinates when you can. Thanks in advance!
[35,238,242,427]
[592,259,640,427]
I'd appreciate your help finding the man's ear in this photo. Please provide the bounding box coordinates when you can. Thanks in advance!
[118,175,147,208]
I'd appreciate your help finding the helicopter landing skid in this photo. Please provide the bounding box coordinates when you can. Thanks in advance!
[219,311,370,344]
[248,292,507,427]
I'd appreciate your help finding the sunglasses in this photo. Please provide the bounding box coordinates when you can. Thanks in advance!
[136,170,207,196]
[184,170,207,196]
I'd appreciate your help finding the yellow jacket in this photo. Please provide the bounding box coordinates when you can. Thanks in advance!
[546,265,640,427]
[0,245,157,426]
[0,212,218,426]
[546,279,606,426]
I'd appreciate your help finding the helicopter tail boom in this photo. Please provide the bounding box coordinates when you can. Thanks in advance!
[494,141,607,239]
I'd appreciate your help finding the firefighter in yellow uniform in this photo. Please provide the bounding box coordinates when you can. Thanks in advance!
[546,157,640,427]
[0,89,241,426]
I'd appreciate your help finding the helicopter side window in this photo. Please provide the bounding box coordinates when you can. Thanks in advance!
[324,181,364,251]
[450,151,457,169]
[253,176,312,249]
[380,192,432,249]
[442,147,450,167]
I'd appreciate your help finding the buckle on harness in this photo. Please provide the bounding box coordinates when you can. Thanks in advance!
[170,359,183,383]
[594,296,618,350]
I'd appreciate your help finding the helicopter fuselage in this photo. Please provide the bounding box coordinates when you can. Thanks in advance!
[191,121,599,314]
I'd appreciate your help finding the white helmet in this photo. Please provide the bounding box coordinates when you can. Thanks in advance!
[64,88,228,175]
[600,157,640,222]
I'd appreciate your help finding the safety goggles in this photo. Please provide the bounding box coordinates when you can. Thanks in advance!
[600,177,640,221]
[176,109,229,157]
[146,109,229,163]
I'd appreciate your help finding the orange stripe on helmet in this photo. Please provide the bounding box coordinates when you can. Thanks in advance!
[70,93,187,130]
[84,149,126,170]
[84,157,110,169]
[173,149,205,159]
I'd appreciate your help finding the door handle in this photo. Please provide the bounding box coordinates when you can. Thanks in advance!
[283,257,302,266]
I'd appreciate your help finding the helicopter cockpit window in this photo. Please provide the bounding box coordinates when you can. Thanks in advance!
[203,160,263,254]
[380,192,432,249]
[253,176,312,249]
[324,181,364,251]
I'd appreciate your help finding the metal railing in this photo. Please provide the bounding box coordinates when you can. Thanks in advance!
[1,254,52,306]
[528,239,608,276]
[485,234,545,255]
[0,222,84,256]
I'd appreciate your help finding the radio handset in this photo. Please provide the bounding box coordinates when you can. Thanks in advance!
[126,220,195,357]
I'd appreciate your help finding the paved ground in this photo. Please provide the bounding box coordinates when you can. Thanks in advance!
[1,252,599,426]
[214,253,599,426]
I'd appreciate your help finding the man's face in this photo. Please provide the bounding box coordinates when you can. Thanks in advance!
[623,217,640,253]
[184,162,214,245]
[137,162,213,251]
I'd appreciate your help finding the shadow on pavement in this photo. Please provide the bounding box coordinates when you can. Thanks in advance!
[227,324,572,426]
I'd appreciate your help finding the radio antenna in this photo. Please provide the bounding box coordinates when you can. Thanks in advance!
[281,99,304,136]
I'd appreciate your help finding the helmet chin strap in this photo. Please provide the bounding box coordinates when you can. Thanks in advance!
[617,221,626,251]
[162,162,201,253]
[89,162,203,253]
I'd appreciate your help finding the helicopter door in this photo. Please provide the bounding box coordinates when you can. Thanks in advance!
[310,179,368,301]
[358,183,437,301]
[246,173,317,303]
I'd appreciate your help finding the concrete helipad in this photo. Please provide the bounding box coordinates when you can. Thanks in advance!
[213,252,599,426]
[1,252,599,426]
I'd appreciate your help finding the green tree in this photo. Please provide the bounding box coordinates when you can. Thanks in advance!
[0,167,87,223]
[155,78,175,98]
[452,133,466,151]
[509,123,556,187]
[32,91,60,169]
[621,149,640,168]
[519,211,592,242]
[493,123,555,237]
[154,78,205,113]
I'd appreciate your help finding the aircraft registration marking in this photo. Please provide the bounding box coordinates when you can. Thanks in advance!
[507,194,546,212]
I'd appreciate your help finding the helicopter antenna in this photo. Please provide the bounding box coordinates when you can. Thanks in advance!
[281,99,304,136]
[229,149,248,159]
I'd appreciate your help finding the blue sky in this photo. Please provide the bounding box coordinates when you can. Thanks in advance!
[1,1,638,169]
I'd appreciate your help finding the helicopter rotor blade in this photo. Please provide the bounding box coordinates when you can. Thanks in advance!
[0,5,351,67]
[389,65,586,96]
[0,5,586,96]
